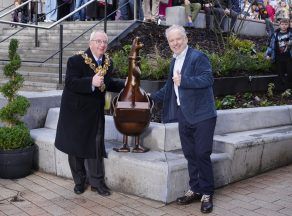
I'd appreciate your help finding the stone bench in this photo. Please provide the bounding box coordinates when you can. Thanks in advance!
[166,6,269,36]
[31,107,230,203]
[30,105,292,203]
[213,106,292,182]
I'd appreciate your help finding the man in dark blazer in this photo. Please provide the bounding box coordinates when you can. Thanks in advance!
[150,25,217,213]
[55,30,124,196]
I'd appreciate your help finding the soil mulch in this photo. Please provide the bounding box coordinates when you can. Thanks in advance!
[109,22,269,58]
[108,23,292,123]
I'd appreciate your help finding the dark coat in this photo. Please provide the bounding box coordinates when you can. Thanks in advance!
[151,47,217,124]
[266,28,292,63]
[55,48,124,158]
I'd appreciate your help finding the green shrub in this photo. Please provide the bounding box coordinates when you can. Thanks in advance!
[0,39,32,150]
[112,36,272,80]
[0,125,33,150]
[112,44,169,80]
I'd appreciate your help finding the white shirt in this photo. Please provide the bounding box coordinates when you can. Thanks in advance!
[173,46,188,106]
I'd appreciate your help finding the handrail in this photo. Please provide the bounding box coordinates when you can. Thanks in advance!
[0,0,97,29]
[0,0,32,18]
[0,0,71,44]
[0,0,134,86]
[0,3,14,13]
[0,2,132,63]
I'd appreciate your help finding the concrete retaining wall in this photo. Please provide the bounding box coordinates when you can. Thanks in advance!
[30,105,292,203]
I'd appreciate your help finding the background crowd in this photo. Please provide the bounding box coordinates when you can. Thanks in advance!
[10,0,292,28]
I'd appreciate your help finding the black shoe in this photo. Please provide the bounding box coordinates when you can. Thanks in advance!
[101,181,110,190]
[74,184,85,195]
[201,194,213,213]
[176,190,202,205]
[91,185,111,196]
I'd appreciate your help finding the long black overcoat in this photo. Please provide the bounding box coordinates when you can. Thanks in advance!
[55,48,124,158]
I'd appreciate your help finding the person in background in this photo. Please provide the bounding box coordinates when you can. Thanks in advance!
[143,0,160,22]
[119,0,144,20]
[184,0,202,27]
[241,0,252,18]
[55,30,125,197]
[72,0,87,21]
[258,2,274,37]
[213,0,239,32]
[150,25,217,214]
[203,0,216,30]
[57,0,72,20]
[11,0,21,27]
[266,18,292,89]
[275,0,289,22]
[265,0,275,22]
[159,0,173,22]
[45,0,58,22]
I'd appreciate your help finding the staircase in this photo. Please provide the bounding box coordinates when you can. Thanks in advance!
[0,20,134,91]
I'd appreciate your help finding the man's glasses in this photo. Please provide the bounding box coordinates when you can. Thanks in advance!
[91,39,108,45]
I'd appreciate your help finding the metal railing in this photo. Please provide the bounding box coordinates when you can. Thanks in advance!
[0,0,136,85]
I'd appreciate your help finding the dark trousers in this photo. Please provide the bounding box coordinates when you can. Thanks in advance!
[213,7,238,32]
[68,155,105,187]
[276,57,292,89]
[204,7,213,29]
[177,107,216,195]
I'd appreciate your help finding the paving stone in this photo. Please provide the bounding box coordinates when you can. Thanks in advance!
[278,207,292,216]
[1,165,292,216]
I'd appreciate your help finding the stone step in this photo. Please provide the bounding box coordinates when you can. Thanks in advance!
[1,20,133,32]
[0,71,65,83]
[0,79,59,91]
[0,62,66,73]
[0,30,124,42]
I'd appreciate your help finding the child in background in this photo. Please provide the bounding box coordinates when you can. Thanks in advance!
[11,0,21,28]
[266,18,292,88]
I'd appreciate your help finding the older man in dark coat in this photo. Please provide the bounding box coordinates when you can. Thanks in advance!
[55,30,124,196]
[150,25,217,214]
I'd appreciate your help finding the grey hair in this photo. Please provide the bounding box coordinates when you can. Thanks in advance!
[165,25,187,39]
[89,30,108,41]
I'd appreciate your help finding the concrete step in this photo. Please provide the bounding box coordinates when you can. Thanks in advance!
[1,20,133,33]
[0,71,65,83]
[0,30,125,42]
[0,79,59,91]
[0,62,66,73]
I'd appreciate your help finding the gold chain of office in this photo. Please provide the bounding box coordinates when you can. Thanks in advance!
[76,51,111,92]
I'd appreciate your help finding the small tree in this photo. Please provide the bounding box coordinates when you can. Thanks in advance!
[0,39,33,150]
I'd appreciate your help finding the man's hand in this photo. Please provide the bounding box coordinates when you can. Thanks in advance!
[266,55,271,60]
[172,70,181,87]
[224,8,230,15]
[184,0,190,5]
[204,3,212,7]
[92,74,104,87]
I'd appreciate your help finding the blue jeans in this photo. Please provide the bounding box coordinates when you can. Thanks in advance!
[73,0,87,21]
[45,0,58,21]
[119,0,143,20]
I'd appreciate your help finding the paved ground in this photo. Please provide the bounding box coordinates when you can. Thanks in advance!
[1,164,292,216]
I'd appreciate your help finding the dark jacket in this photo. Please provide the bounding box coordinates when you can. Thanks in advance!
[55,48,124,158]
[266,28,292,63]
[151,47,217,124]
